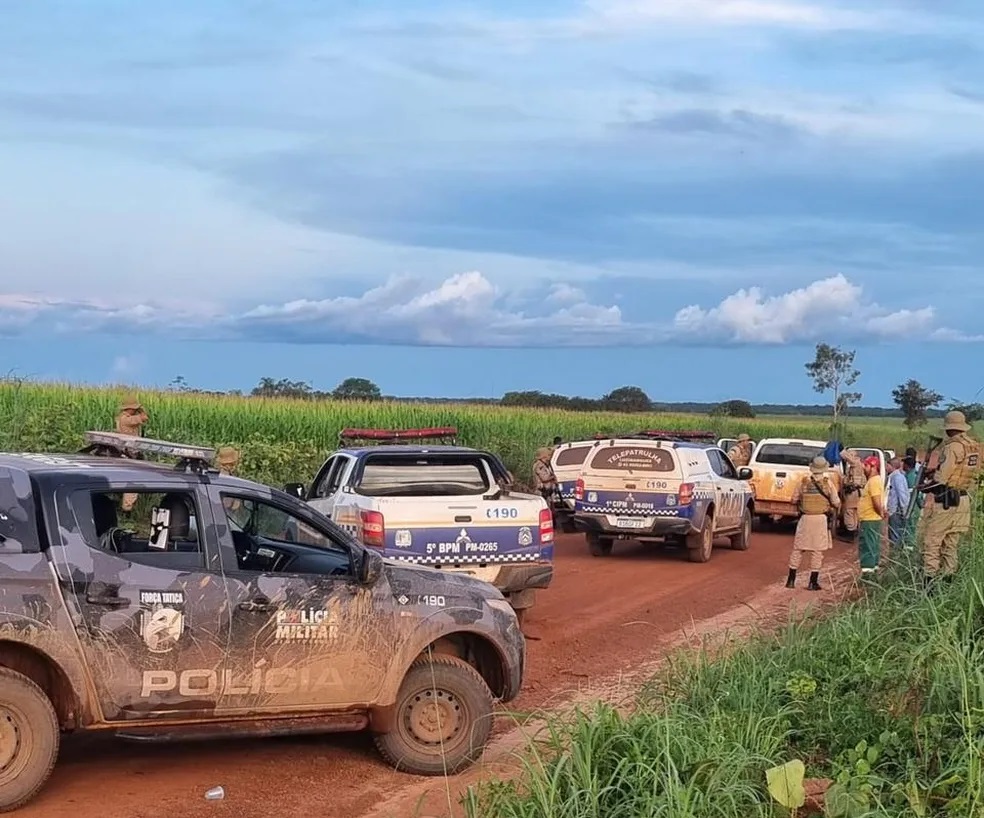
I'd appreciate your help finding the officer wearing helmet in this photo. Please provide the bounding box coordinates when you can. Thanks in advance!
[918,410,982,586]
[786,455,841,591]
[532,447,558,501]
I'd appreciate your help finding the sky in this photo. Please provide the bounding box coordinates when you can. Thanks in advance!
[2,0,984,406]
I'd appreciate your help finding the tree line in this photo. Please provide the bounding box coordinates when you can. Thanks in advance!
[167,356,980,427]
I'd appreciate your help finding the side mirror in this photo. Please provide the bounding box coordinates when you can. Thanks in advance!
[737,468,753,480]
[359,549,383,586]
[283,482,306,499]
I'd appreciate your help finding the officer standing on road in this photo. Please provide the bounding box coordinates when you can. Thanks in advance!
[727,434,753,467]
[918,410,981,587]
[786,455,841,591]
[839,448,865,544]
[114,395,149,512]
[532,447,558,501]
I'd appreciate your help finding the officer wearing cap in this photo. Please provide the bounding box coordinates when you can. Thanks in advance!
[216,446,241,475]
[114,395,148,512]
[786,455,840,591]
[857,454,886,575]
[727,434,753,468]
[919,410,981,586]
[839,448,866,545]
[532,447,558,500]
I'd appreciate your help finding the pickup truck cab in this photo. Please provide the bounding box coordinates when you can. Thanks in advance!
[0,432,525,811]
[292,428,553,625]
[570,431,755,562]
[549,437,604,533]
[748,437,843,524]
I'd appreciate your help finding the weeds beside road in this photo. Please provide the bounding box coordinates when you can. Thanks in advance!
[465,523,984,817]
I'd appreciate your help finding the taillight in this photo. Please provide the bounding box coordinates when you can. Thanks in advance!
[539,508,554,544]
[678,483,694,506]
[575,478,584,501]
[360,510,385,548]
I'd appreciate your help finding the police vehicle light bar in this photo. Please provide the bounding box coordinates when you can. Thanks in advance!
[338,426,459,445]
[80,431,216,473]
[635,429,717,441]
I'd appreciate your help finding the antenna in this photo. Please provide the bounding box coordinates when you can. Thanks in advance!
[79,431,216,475]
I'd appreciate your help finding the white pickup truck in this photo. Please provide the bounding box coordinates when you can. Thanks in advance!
[287,427,554,624]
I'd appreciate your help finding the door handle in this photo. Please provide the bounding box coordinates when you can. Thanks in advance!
[238,598,273,612]
[86,593,130,608]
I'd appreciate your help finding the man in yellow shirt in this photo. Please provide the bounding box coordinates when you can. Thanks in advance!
[857,455,886,574]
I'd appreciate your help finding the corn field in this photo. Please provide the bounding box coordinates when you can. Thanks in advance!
[0,380,927,488]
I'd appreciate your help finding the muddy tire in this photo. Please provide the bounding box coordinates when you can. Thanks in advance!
[686,512,714,563]
[730,507,752,551]
[374,656,495,776]
[560,517,577,534]
[0,667,60,812]
[587,533,614,557]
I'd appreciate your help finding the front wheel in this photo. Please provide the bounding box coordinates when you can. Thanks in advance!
[686,513,714,563]
[0,667,60,812]
[730,508,752,551]
[374,656,495,776]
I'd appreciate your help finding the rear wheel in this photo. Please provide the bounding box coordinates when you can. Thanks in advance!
[587,533,614,557]
[686,513,714,563]
[374,656,495,776]
[0,667,60,812]
[730,507,752,551]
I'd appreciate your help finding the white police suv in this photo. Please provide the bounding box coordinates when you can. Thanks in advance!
[570,431,755,562]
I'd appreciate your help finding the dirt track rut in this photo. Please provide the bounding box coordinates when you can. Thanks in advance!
[20,528,855,818]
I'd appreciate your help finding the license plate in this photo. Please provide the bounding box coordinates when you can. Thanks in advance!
[615,517,647,529]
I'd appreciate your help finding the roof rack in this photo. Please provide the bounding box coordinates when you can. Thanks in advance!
[79,431,216,475]
[338,426,459,446]
[591,429,717,442]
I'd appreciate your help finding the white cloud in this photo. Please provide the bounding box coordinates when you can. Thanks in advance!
[0,272,977,348]
[672,274,944,343]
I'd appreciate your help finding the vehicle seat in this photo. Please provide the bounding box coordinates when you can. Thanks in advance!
[158,494,198,552]
[92,494,118,537]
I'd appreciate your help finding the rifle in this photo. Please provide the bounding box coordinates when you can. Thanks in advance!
[904,435,943,523]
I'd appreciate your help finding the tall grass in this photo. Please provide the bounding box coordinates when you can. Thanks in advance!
[465,525,984,817]
[0,380,926,487]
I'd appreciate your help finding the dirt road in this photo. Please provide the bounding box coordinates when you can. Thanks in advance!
[20,528,855,818]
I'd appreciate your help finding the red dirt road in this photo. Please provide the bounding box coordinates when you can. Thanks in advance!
[20,528,855,818]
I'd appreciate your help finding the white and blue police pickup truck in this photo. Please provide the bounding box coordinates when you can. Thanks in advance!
[289,428,554,624]
[570,431,755,562]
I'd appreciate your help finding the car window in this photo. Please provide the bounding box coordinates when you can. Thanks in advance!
[753,444,824,467]
[713,450,739,479]
[71,488,206,569]
[354,455,490,497]
[312,456,350,499]
[588,446,675,472]
[224,495,338,549]
[555,446,591,468]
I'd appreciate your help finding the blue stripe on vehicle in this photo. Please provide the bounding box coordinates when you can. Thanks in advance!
[574,488,712,517]
[381,524,550,563]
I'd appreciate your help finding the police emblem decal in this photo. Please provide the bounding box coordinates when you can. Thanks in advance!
[518,526,533,546]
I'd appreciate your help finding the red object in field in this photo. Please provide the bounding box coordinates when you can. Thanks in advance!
[338,426,459,445]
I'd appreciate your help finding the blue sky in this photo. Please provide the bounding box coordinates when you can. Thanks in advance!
[2,0,984,405]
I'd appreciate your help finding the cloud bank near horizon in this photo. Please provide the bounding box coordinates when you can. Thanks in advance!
[2,273,978,349]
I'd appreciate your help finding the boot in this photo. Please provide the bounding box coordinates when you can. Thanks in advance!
[785,568,797,589]
[807,571,821,591]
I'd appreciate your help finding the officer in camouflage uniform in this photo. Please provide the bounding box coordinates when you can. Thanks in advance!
[919,410,981,585]
[786,456,841,591]
[114,395,149,512]
[839,448,865,542]
[216,446,241,475]
[727,433,753,467]
[532,447,558,501]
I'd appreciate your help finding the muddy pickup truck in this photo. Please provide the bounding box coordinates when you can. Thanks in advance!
[0,432,525,811]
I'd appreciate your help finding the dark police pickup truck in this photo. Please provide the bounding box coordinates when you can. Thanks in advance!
[0,432,525,811]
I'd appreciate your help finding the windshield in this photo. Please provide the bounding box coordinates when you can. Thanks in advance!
[354,455,490,497]
[753,443,824,467]
[588,446,675,472]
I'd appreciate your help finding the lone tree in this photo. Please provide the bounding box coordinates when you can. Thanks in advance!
[805,343,861,428]
[891,379,943,429]
[332,377,382,401]
[601,385,651,413]
[712,399,756,418]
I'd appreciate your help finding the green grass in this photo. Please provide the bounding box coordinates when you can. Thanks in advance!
[0,380,936,487]
[463,525,984,817]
